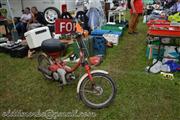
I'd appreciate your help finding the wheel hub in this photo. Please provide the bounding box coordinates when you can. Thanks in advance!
[94,86,103,96]
[45,10,58,23]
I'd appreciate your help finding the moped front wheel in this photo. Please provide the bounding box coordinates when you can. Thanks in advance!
[79,73,116,109]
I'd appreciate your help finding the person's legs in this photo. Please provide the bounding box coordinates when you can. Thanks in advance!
[16,22,23,35]
[132,14,140,33]
[21,23,27,36]
[128,14,138,33]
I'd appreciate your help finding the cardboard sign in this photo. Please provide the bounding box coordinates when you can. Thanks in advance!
[0,25,6,35]
[55,19,75,34]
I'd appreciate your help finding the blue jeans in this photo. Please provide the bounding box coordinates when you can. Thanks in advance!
[16,22,27,36]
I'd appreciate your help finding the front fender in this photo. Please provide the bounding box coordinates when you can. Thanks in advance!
[76,70,108,94]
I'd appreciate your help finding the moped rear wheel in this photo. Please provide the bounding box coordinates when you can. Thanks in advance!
[38,54,53,80]
[79,73,116,109]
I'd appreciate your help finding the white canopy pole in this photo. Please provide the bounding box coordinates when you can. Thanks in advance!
[7,0,18,41]
[21,0,24,10]
[7,0,16,29]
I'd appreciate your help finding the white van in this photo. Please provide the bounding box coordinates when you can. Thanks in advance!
[0,0,76,24]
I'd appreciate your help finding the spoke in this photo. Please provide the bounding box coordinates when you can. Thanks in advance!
[81,75,114,105]
[80,90,96,94]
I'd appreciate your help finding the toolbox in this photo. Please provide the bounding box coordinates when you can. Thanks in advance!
[10,45,29,58]
[2,43,22,53]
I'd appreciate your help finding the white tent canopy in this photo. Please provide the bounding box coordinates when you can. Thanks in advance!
[0,0,76,17]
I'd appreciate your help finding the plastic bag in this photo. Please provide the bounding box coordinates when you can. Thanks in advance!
[86,0,106,30]
[75,0,85,6]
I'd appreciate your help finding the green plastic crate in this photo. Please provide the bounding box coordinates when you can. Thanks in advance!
[101,24,123,32]
[143,0,154,4]
[148,40,161,45]
[146,45,165,59]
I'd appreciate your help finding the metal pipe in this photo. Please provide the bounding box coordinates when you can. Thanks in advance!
[21,0,24,10]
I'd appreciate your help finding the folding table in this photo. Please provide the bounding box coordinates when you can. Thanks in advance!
[147,26,180,72]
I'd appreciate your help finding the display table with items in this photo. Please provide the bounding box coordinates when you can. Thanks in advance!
[146,21,180,74]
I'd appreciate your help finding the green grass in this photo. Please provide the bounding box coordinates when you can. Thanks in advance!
[0,18,180,120]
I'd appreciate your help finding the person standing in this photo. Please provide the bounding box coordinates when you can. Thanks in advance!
[60,8,73,19]
[128,0,143,35]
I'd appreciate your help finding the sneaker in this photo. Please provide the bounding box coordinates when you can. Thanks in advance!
[128,32,138,35]
[128,32,134,35]
[133,31,139,34]
[106,42,113,48]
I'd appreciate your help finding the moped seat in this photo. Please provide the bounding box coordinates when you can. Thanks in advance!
[41,39,65,53]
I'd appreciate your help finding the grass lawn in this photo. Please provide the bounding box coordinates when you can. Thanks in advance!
[0,17,180,120]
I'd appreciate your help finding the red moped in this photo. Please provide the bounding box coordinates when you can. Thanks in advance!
[38,33,116,109]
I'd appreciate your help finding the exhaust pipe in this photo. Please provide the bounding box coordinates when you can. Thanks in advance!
[38,66,52,76]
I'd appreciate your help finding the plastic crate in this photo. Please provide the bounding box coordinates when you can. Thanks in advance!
[103,31,122,45]
[93,36,106,56]
[109,31,122,36]
[101,24,123,32]
[91,28,124,37]
[91,29,111,36]
[143,0,154,4]
[146,45,165,59]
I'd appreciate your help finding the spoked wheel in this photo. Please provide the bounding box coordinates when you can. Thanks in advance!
[37,54,53,80]
[79,73,116,109]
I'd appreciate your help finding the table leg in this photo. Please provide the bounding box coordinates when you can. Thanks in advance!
[108,12,111,23]
[148,37,163,72]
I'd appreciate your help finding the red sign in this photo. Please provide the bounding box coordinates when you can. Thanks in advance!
[55,19,76,34]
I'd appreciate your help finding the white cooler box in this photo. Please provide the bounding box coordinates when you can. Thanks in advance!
[24,27,52,49]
